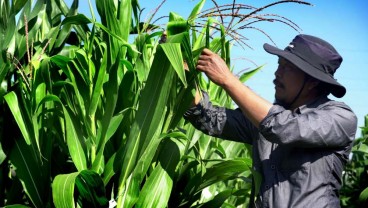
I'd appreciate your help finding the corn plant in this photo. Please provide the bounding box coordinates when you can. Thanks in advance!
[0,0,313,207]
[1,0,90,206]
[340,115,368,208]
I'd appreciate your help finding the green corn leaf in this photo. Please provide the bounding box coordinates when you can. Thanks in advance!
[102,153,116,185]
[193,18,212,51]
[198,134,213,159]
[96,0,132,59]
[74,50,91,85]
[4,92,31,145]
[105,108,132,141]
[10,139,44,207]
[135,163,173,208]
[136,138,185,208]
[75,170,108,207]
[198,189,233,208]
[161,43,187,87]
[118,0,132,43]
[36,94,87,171]
[61,14,92,25]
[239,65,264,83]
[54,0,78,49]
[34,82,46,111]
[50,55,72,69]
[61,63,87,118]
[199,158,252,190]
[167,12,189,36]
[209,37,222,54]
[91,50,121,174]
[89,46,107,117]
[166,32,194,70]
[64,107,87,172]
[188,0,206,23]
[119,114,166,207]
[206,19,210,49]
[225,40,231,66]
[115,70,137,113]
[13,0,28,14]
[1,13,16,50]
[352,143,368,154]
[3,205,32,208]
[52,172,80,208]
[359,187,368,202]
[114,44,177,205]
[0,141,5,164]
[94,22,140,55]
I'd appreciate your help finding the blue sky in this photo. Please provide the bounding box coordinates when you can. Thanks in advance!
[75,0,367,136]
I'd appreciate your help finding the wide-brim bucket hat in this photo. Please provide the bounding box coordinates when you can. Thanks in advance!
[263,34,346,98]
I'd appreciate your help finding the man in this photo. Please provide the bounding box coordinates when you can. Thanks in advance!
[184,34,357,207]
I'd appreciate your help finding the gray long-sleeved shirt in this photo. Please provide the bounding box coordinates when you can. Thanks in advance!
[184,92,357,208]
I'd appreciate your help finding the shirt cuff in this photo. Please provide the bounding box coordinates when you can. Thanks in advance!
[183,91,209,119]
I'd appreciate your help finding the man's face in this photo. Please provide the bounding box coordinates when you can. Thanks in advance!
[273,58,306,105]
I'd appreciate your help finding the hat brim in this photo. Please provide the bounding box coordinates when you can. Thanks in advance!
[263,43,346,98]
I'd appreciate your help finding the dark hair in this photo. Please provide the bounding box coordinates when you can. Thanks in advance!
[316,82,332,96]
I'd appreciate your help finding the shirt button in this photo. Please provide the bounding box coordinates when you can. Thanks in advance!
[265,185,270,189]
[271,165,276,170]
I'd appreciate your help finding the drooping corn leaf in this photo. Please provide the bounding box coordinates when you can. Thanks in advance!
[37,94,87,171]
[167,12,189,36]
[61,13,92,25]
[161,43,187,87]
[52,172,80,208]
[75,170,108,207]
[199,158,252,190]
[136,138,185,208]
[135,163,173,208]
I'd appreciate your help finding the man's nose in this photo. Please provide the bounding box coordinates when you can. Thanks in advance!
[275,65,283,77]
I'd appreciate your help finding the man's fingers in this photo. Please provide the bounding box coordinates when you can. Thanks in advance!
[201,48,212,55]
[196,62,205,72]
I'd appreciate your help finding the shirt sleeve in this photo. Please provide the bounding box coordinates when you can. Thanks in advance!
[259,101,357,148]
[183,91,257,144]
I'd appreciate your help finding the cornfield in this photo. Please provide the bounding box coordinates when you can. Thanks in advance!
[1,0,366,207]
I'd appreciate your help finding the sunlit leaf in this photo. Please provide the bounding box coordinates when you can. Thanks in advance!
[52,172,80,208]
[359,187,368,202]
[239,65,264,83]
[4,92,31,145]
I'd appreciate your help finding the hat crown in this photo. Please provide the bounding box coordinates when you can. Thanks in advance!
[263,34,346,98]
[286,34,343,76]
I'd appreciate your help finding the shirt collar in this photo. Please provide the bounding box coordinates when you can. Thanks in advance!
[295,95,330,114]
